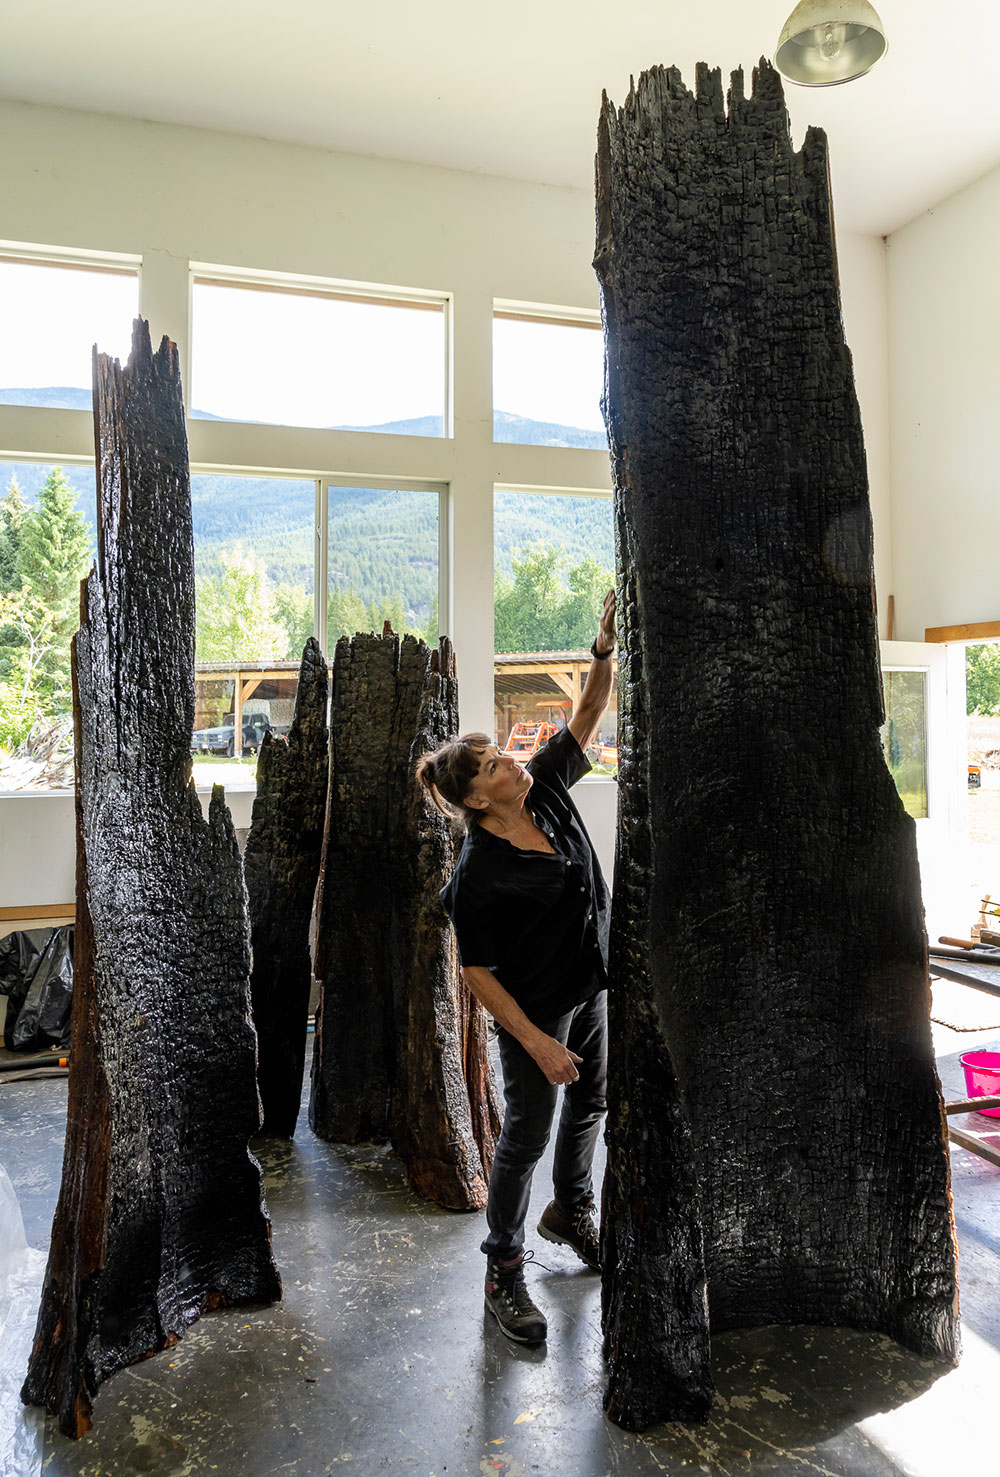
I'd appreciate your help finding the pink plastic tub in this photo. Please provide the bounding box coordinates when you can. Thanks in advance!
[960,1051,1000,1118]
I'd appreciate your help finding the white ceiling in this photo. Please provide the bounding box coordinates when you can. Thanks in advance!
[2,0,998,236]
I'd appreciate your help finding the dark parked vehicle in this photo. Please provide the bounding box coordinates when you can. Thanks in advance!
[192,713,272,757]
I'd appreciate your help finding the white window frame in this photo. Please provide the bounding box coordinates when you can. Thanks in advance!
[190,263,452,439]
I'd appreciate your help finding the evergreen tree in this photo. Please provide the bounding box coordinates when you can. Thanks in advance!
[0,475,29,595]
[16,467,93,649]
[1,467,91,717]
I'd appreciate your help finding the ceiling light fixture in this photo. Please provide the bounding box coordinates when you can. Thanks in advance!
[775,0,888,86]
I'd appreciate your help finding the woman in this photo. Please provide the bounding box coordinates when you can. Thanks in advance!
[416,591,616,1345]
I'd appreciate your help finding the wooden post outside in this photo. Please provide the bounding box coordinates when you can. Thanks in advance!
[233,672,244,758]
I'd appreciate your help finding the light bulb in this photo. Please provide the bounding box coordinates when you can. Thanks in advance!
[816,21,847,59]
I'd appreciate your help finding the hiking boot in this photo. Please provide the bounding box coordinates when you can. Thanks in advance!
[484,1251,547,1344]
[537,1199,601,1269]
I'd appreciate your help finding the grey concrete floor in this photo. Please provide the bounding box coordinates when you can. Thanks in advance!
[1,1030,998,1477]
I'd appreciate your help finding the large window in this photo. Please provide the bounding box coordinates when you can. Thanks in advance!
[191,275,447,435]
[326,485,439,651]
[0,252,139,410]
[192,473,316,771]
[0,460,96,782]
[493,307,605,449]
[493,490,616,774]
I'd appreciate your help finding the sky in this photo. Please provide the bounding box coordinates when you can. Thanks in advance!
[0,261,606,433]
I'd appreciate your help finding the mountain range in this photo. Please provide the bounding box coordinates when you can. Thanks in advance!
[1,388,613,617]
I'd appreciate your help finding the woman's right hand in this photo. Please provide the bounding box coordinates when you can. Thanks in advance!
[529,1032,583,1086]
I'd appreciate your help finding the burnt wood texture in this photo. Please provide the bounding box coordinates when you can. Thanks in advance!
[22,322,281,1438]
[595,64,958,1431]
[245,637,329,1137]
[309,632,500,1209]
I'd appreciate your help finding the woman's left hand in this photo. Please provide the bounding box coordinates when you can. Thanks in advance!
[596,588,616,655]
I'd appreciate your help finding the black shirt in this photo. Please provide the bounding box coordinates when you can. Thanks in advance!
[440,726,610,1023]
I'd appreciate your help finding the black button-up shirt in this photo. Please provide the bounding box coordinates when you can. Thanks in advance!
[440,726,610,1023]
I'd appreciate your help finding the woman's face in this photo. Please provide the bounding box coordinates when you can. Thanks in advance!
[467,744,533,813]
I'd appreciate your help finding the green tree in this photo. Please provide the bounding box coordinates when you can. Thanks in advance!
[327,587,370,647]
[1,468,90,713]
[494,545,565,653]
[367,591,407,636]
[0,587,58,747]
[423,594,439,648]
[16,467,93,649]
[195,547,289,662]
[273,584,314,662]
[494,545,614,654]
[0,476,29,595]
[326,586,427,648]
[967,643,1000,715]
[560,555,615,648]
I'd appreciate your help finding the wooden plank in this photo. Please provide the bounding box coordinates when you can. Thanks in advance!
[21,321,280,1439]
[924,621,1000,643]
[595,61,958,1432]
[0,905,75,921]
[944,1095,1000,1115]
[948,1124,1000,1169]
[233,675,245,758]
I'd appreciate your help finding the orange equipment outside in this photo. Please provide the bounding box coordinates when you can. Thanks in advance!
[502,721,560,758]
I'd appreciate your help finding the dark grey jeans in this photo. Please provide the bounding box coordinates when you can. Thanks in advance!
[481,989,608,1260]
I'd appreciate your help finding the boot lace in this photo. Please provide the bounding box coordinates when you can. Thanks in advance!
[493,1249,550,1312]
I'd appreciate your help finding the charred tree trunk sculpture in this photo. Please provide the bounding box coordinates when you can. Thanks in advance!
[596,64,958,1431]
[245,637,329,1138]
[22,322,281,1439]
[309,632,500,1209]
[392,639,502,1206]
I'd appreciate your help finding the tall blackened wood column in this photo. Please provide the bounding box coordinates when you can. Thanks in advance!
[392,638,501,1207]
[245,636,329,1138]
[21,321,281,1439]
[309,631,499,1209]
[596,63,958,1431]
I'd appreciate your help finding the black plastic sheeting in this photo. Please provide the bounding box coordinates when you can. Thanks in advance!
[0,927,74,1050]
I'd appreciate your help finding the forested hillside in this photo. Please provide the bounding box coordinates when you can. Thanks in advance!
[1,392,610,581]
[2,392,614,699]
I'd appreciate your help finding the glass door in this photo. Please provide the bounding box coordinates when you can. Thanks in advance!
[879,640,967,941]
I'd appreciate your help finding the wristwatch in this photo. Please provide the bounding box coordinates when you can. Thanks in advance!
[590,639,614,661]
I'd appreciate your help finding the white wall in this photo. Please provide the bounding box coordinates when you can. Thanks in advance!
[887,164,1000,640]
[0,98,890,908]
[837,231,892,636]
